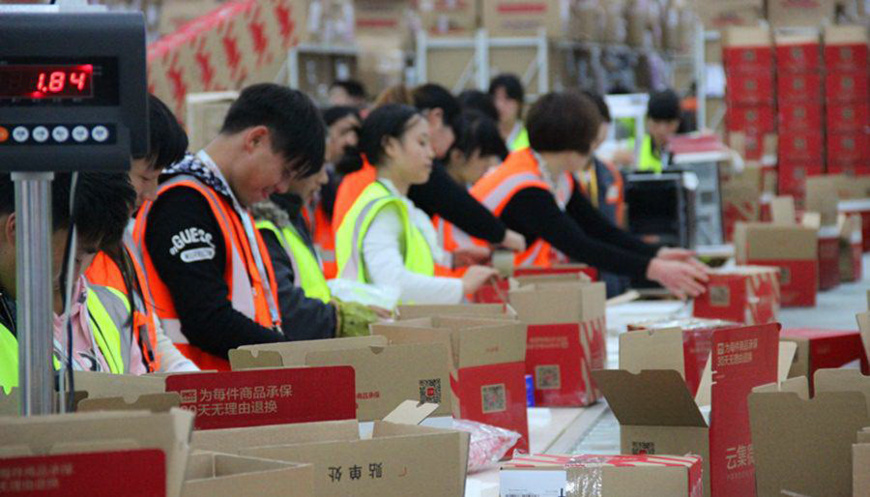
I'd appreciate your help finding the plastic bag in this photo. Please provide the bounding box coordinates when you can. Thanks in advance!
[327,279,400,310]
[452,419,522,474]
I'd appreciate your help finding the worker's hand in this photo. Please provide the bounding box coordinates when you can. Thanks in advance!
[367,305,393,320]
[500,230,527,252]
[646,258,709,300]
[453,245,492,268]
[657,247,710,274]
[461,266,501,295]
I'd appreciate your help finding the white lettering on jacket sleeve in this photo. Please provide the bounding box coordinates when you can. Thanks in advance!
[169,227,216,262]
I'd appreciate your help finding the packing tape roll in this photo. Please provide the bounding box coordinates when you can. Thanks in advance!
[492,250,514,278]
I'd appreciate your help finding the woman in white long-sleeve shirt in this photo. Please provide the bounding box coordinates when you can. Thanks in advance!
[335,104,498,304]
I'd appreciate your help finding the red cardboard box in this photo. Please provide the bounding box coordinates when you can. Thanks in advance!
[727,104,777,134]
[780,328,870,393]
[824,25,869,72]
[693,266,781,325]
[826,102,869,133]
[839,199,870,252]
[840,214,864,281]
[724,47,775,72]
[596,323,781,497]
[827,132,870,162]
[826,71,870,103]
[779,132,824,160]
[508,281,607,407]
[726,71,776,105]
[372,317,530,455]
[827,160,870,177]
[778,161,824,199]
[817,226,841,291]
[778,102,824,132]
[734,223,819,307]
[776,42,822,70]
[776,71,824,102]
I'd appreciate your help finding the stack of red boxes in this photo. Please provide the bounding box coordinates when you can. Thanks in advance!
[775,31,825,202]
[824,25,870,177]
[724,26,777,162]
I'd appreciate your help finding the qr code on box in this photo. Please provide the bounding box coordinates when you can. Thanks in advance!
[710,285,731,307]
[632,441,656,455]
[419,379,442,404]
[481,384,506,413]
[535,365,561,390]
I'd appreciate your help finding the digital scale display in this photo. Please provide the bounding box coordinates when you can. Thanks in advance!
[0,64,94,99]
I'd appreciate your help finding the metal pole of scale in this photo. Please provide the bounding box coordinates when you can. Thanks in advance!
[12,172,56,415]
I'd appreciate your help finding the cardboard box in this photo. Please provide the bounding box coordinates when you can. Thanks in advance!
[693,266,781,326]
[508,281,607,407]
[823,24,869,72]
[828,160,870,178]
[778,161,825,199]
[417,0,479,36]
[774,31,822,70]
[828,132,870,163]
[500,454,704,497]
[767,0,837,27]
[839,214,864,281]
[594,323,782,497]
[749,370,870,497]
[778,101,824,132]
[480,0,570,37]
[191,403,470,497]
[818,225,842,290]
[777,70,824,102]
[729,131,778,161]
[780,328,869,393]
[185,91,237,152]
[0,409,194,497]
[734,222,819,307]
[354,0,411,37]
[396,303,517,321]
[827,70,870,103]
[779,131,825,160]
[806,176,841,227]
[827,102,869,133]
[183,451,314,497]
[722,26,773,71]
[725,71,776,105]
[841,199,870,252]
[722,182,761,242]
[698,0,764,30]
[726,104,777,133]
[159,0,225,37]
[229,336,453,421]
[371,317,530,454]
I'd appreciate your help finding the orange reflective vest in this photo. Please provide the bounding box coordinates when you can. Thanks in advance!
[470,148,574,269]
[577,158,626,228]
[132,175,282,371]
[431,215,480,277]
[333,159,377,237]
[85,235,160,372]
[303,200,337,280]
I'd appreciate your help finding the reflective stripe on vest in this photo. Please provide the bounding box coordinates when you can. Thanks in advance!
[336,181,435,284]
[0,323,17,395]
[132,175,282,371]
[86,285,132,375]
[257,220,332,304]
[638,135,663,173]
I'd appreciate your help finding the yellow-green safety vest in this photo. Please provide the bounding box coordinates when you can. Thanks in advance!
[335,181,435,285]
[0,285,131,395]
[636,134,663,173]
[257,219,332,304]
[510,127,530,152]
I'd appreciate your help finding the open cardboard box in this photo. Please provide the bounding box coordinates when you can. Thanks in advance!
[191,401,470,497]
[0,409,194,497]
[183,451,313,497]
[749,369,870,497]
[781,328,869,394]
[693,266,780,325]
[508,280,607,407]
[474,266,593,304]
[594,323,786,497]
[229,336,453,421]
[371,316,529,454]
[500,454,704,497]
[395,303,517,321]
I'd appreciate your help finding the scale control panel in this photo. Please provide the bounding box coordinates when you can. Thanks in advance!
[0,123,116,146]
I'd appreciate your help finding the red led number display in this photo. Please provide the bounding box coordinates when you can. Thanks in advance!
[0,64,93,99]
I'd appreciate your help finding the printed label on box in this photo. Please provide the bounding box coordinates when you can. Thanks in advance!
[165,366,357,430]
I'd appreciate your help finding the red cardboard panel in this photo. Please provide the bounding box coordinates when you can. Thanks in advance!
[826,160,870,177]
[824,43,869,72]
[0,450,165,496]
[778,102,823,132]
[514,266,599,281]
[779,132,824,160]
[726,72,776,105]
[724,48,775,71]
[778,161,824,199]
[694,272,780,325]
[776,43,822,70]
[728,105,778,134]
[827,132,870,163]
[826,71,870,103]
[826,102,869,133]
[818,236,841,291]
[165,367,357,430]
[744,260,818,307]
[776,71,824,102]
[709,323,780,497]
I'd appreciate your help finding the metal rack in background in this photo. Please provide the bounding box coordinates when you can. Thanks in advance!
[279,43,359,104]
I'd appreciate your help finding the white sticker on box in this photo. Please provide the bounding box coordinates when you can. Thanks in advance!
[500,469,567,497]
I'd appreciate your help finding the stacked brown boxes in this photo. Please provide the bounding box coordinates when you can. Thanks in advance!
[823,25,870,178]
[776,31,825,202]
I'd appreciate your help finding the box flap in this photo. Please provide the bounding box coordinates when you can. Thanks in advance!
[78,392,181,413]
[801,212,822,230]
[806,177,840,226]
[232,336,389,369]
[74,371,166,401]
[737,223,818,260]
[824,24,868,44]
[752,376,810,397]
[774,30,820,45]
[191,420,361,454]
[815,369,870,412]
[227,349,285,370]
[592,370,706,427]
[723,25,771,47]
[396,304,517,321]
[771,196,796,225]
[381,400,439,425]
[183,451,314,497]
[508,282,606,324]
[618,328,686,377]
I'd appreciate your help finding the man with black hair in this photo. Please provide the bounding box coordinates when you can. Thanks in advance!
[328,79,368,108]
[87,93,197,373]
[489,73,528,151]
[458,89,500,122]
[133,83,327,370]
[637,89,682,173]
[1,172,137,392]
